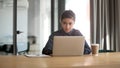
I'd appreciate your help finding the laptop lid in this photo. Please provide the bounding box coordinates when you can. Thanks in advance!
[52,36,85,56]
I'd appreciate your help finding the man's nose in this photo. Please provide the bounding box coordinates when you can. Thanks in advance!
[66,24,70,29]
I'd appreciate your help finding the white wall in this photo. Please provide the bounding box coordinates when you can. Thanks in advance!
[28,0,41,43]
[39,0,51,53]
[28,0,51,54]
[28,0,36,36]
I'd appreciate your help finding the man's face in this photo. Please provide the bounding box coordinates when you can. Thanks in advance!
[61,18,75,33]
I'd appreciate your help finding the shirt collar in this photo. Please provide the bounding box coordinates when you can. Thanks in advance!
[61,29,74,35]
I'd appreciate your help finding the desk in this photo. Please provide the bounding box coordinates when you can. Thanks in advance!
[0,52,120,68]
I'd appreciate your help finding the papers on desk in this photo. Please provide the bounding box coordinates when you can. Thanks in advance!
[25,54,51,58]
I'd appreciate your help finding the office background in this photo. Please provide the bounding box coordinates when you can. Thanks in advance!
[0,0,120,55]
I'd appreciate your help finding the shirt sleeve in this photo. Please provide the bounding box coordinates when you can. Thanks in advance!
[42,34,53,55]
[84,41,91,54]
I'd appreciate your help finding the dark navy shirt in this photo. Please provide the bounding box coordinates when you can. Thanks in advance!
[42,28,91,55]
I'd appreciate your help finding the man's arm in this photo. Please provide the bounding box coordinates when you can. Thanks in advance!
[84,41,91,54]
[42,35,53,55]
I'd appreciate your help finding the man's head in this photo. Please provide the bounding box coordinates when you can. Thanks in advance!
[60,10,76,33]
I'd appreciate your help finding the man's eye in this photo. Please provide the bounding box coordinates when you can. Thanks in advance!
[63,22,67,24]
[69,23,72,25]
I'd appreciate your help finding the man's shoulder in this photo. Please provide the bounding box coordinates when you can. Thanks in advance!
[72,28,80,33]
[72,28,83,36]
[48,29,63,39]
[72,28,80,32]
[52,30,62,36]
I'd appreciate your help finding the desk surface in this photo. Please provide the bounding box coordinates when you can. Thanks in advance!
[0,52,120,68]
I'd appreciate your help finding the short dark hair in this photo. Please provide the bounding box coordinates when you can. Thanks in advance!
[61,10,76,21]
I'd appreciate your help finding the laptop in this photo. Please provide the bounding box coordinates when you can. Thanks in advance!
[52,36,85,56]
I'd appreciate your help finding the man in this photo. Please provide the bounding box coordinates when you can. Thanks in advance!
[42,10,91,55]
